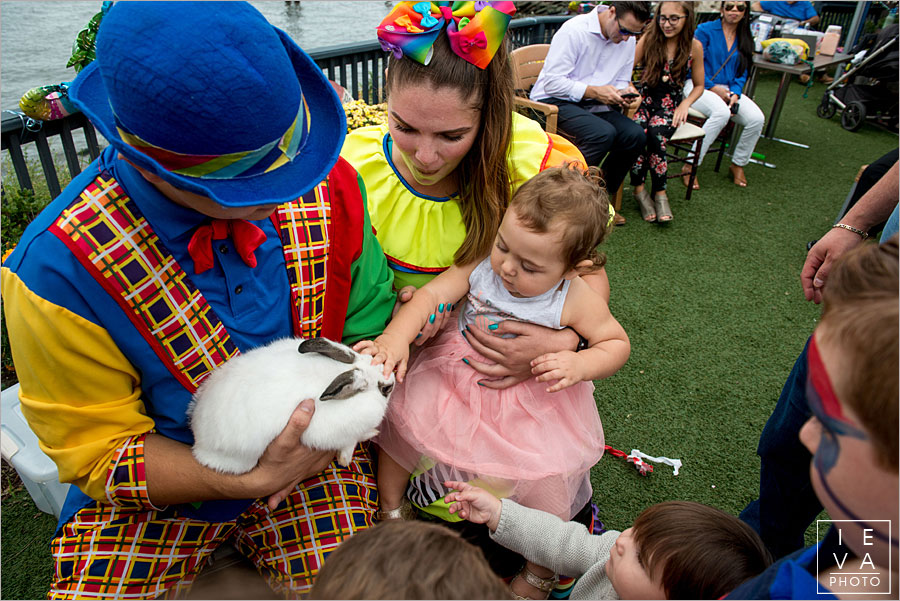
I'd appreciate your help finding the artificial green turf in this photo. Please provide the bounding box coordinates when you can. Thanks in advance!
[0,71,896,599]
[590,70,896,542]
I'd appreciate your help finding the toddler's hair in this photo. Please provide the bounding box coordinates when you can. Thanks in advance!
[820,235,899,468]
[309,520,510,599]
[632,501,773,599]
[510,163,612,273]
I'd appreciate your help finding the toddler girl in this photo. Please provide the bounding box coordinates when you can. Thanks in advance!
[355,164,630,598]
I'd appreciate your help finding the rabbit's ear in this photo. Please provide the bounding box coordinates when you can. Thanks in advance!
[298,338,355,364]
[320,370,361,401]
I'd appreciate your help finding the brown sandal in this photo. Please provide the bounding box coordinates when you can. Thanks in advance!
[730,164,748,188]
[681,165,699,190]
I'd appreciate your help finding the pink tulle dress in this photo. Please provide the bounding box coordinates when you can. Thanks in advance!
[376,259,605,520]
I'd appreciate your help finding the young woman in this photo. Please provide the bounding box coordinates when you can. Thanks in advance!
[340,3,614,594]
[686,1,765,188]
[630,1,705,222]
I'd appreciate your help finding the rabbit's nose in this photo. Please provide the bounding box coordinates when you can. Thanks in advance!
[379,382,394,397]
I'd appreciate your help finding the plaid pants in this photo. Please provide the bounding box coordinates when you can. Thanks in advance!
[48,445,377,599]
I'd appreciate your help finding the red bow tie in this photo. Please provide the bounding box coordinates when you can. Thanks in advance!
[188,219,266,275]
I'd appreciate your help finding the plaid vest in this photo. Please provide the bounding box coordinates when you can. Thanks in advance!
[48,158,363,394]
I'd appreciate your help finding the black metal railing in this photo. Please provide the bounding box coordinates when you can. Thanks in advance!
[1,15,573,197]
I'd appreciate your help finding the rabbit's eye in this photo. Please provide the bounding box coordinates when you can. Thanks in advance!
[379,382,394,397]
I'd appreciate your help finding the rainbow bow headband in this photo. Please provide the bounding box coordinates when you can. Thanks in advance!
[377,1,516,69]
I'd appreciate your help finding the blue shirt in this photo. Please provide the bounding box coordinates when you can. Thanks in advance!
[695,19,749,96]
[759,1,817,21]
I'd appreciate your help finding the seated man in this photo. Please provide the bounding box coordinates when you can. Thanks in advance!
[750,0,834,83]
[529,1,652,200]
[0,2,395,598]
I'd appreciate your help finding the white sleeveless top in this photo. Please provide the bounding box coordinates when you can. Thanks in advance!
[458,257,570,337]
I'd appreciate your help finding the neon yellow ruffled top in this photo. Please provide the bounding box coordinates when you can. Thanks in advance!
[341,112,585,290]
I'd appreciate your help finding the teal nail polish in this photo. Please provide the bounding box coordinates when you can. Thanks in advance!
[488,323,498,330]
[429,314,435,324]
[416,333,422,339]
[477,381,485,387]
[439,303,445,313]
[461,358,470,365]
[448,303,454,311]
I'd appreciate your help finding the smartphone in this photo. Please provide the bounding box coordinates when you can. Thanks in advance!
[620,92,639,100]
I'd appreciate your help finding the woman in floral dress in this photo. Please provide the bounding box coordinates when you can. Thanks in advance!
[629,1,704,223]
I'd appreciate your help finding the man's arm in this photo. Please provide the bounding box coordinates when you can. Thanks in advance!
[801,161,899,303]
[531,24,588,102]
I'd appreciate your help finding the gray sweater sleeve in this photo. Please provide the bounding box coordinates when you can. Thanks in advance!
[490,499,620,590]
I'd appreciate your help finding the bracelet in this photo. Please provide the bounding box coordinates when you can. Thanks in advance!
[833,223,869,240]
[565,326,589,352]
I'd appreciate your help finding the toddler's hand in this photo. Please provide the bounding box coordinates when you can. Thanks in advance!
[531,350,585,392]
[352,334,409,381]
[444,480,502,532]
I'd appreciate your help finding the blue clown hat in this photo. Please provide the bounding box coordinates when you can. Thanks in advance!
[69,1,346,208]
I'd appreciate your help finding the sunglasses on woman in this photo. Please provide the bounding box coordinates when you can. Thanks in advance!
[658,15,685,24]
[724,3,747,11]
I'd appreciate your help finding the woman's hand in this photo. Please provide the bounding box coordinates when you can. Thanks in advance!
[393,285,454,345]
[710,84,731,101]
[248,400,335,510]
[672,102,690,127]
[414,301,456,346]
[444,480,502,532]
[727,93,739,108]
[461,322,579,389]
[531,350,586,393]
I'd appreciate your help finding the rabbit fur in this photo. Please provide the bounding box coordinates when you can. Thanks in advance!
[188,337,394,474]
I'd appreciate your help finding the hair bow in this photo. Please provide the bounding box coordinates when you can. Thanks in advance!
[377,1,516,69]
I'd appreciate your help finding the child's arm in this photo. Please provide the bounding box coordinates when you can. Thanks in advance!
[444,481,619,579]
[353,261,478,380]
[531,276,630,392]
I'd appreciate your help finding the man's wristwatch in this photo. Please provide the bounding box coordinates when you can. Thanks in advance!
[566,326,589,352]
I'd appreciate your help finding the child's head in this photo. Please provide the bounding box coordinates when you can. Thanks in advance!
[492,164,611,298]
[606,501,773,599]
[309,520,510,599]
[801,236,898,572]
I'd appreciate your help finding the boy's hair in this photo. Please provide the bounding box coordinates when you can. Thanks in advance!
[632,501,773,599]
[309,520,510,599]
[611,1,653,22]
[386,32,514,267]
[819,236,899,469]
[510,164,611,273]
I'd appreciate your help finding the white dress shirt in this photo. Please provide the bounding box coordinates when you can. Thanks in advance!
[529,6,636,113]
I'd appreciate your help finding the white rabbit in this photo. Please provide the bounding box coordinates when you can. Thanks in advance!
[188,337,394,474]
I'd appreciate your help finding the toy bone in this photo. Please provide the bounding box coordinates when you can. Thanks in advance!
[188,337,394,474]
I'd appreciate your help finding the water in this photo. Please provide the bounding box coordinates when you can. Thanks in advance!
[1,1,394,110]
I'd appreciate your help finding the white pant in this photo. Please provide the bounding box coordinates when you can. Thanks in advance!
[685,80,765,167]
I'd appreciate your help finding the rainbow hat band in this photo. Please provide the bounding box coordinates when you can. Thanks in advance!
[377,1,516,70]
[114,99,311,180]
[69,2,345,208]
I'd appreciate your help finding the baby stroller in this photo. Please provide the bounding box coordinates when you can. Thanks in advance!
[816,24,899,132]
